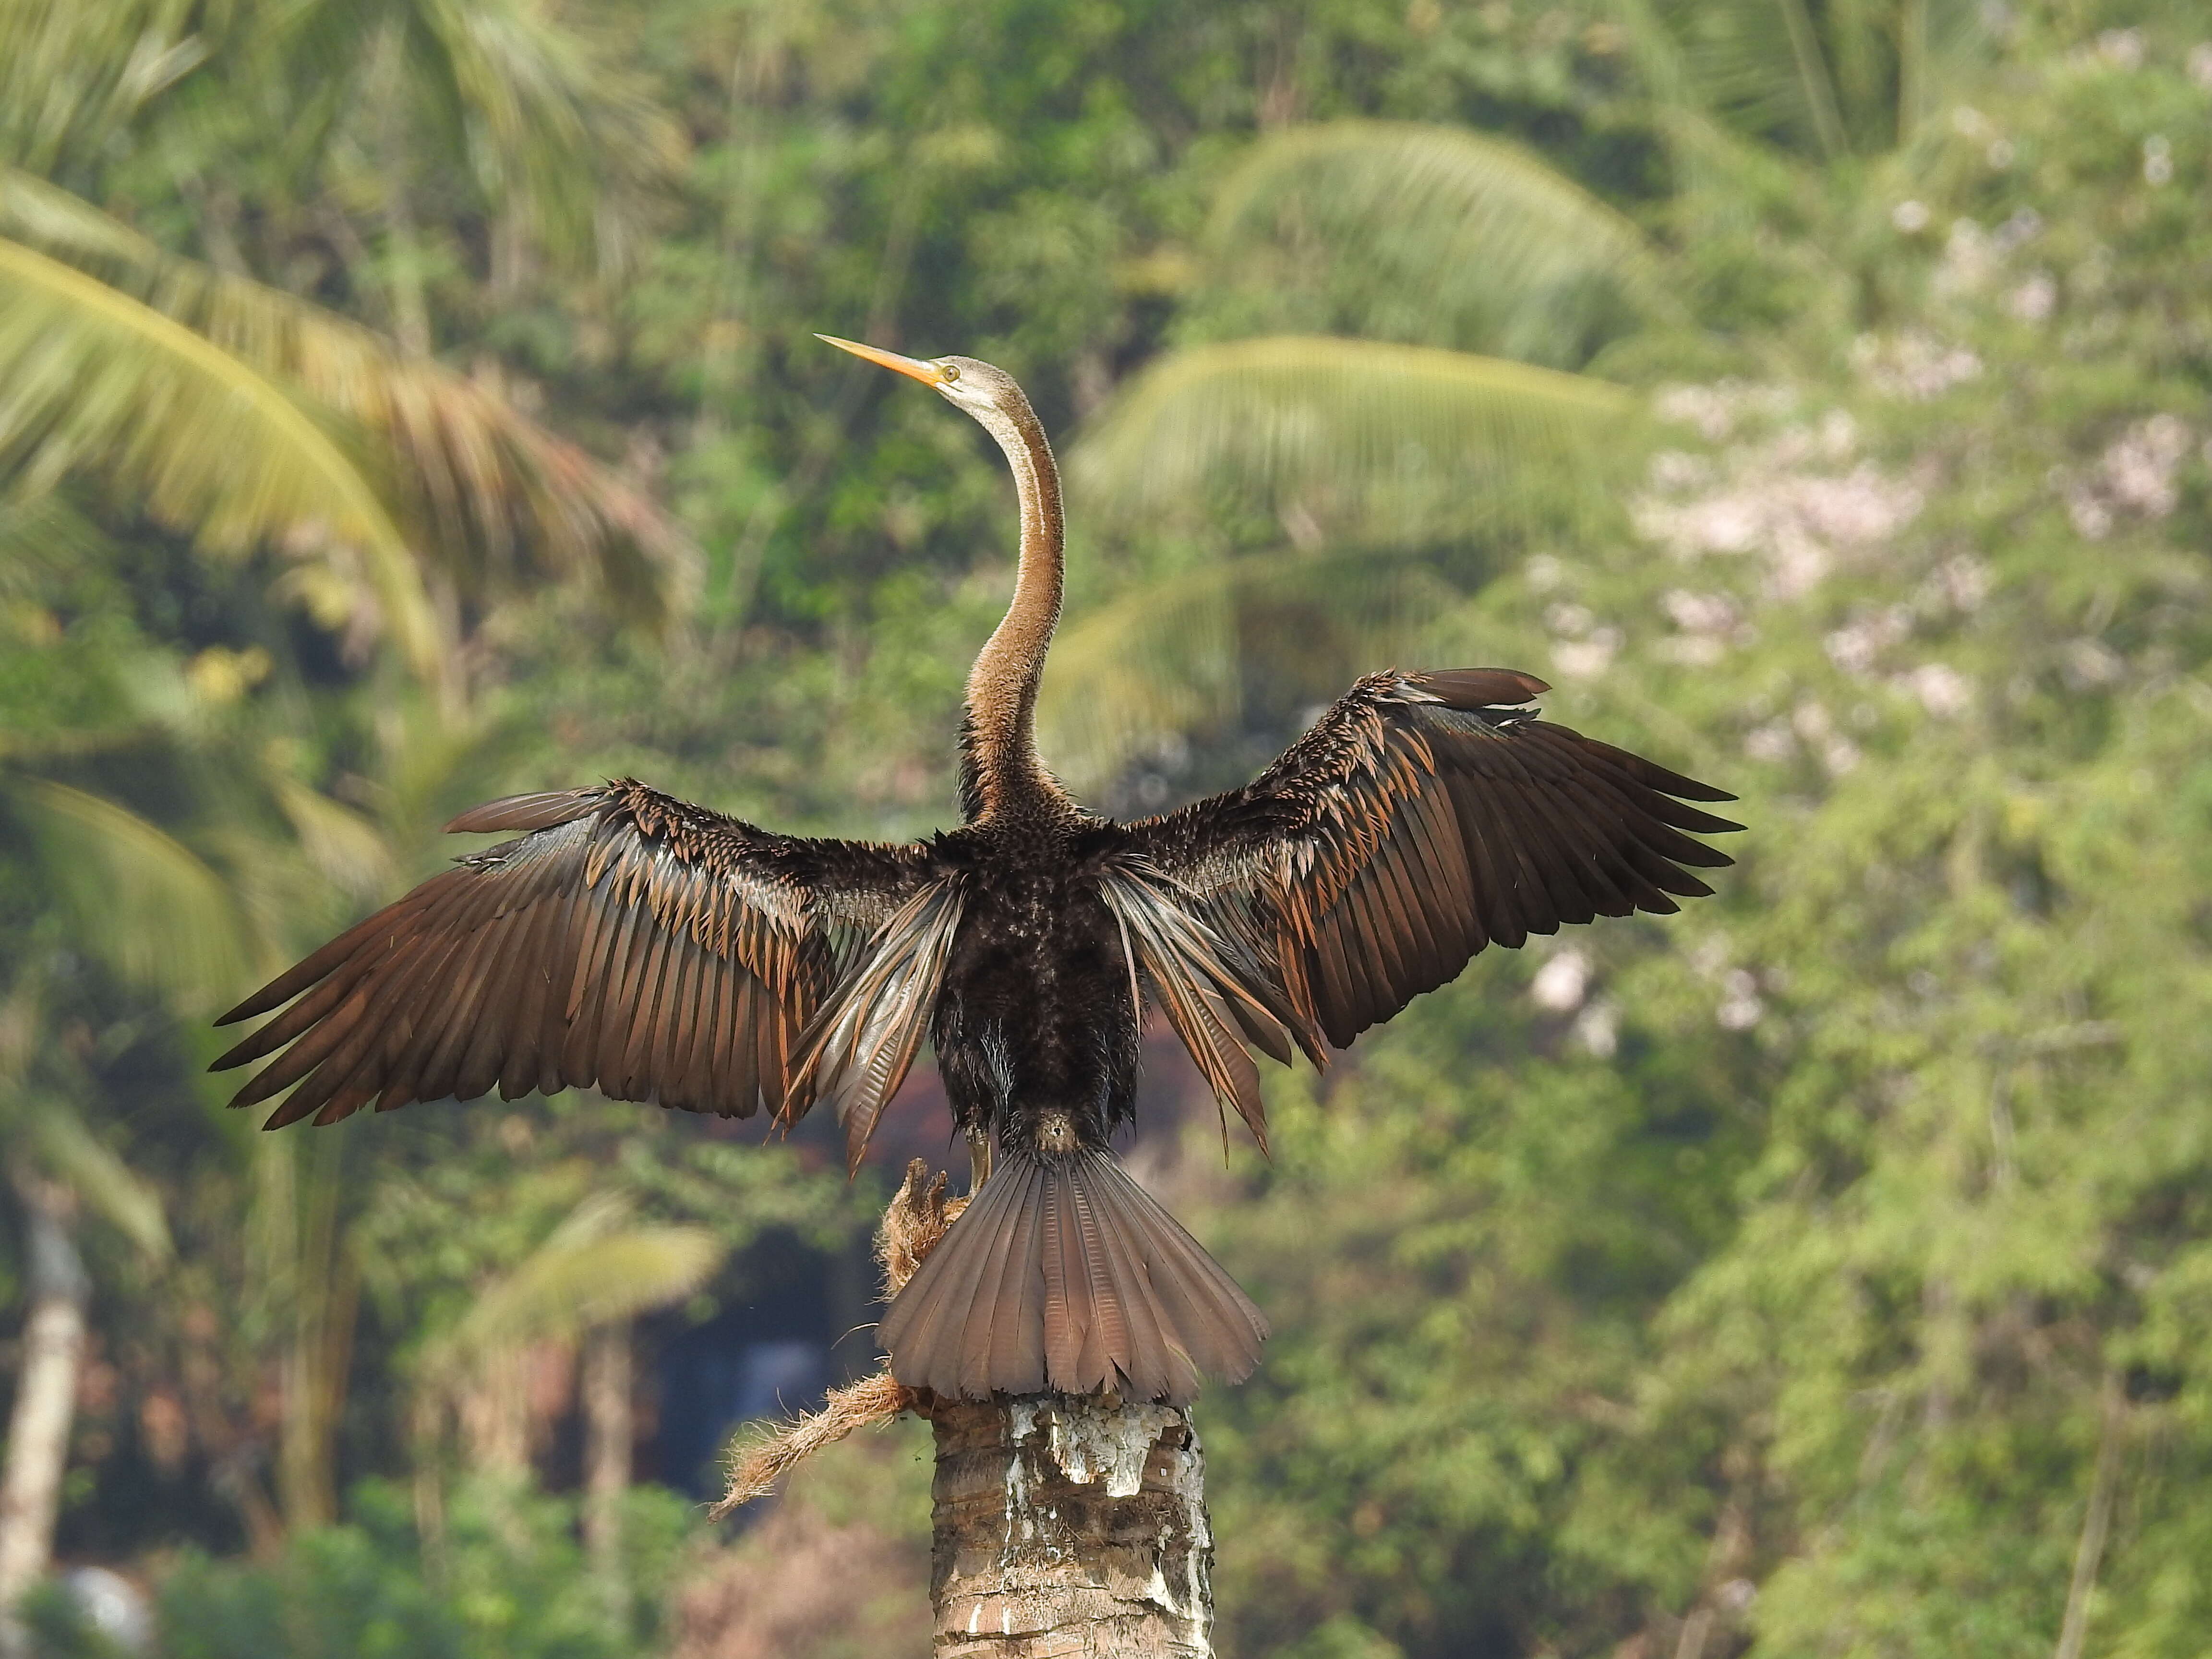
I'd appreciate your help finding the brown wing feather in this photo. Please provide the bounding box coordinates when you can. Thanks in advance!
[214,781,926,1128]
[1124,667,1742,1055]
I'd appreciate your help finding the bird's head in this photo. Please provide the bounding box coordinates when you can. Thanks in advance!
[815,335,1024,423]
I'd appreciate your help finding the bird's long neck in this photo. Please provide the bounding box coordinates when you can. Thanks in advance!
[960,393,1070,824]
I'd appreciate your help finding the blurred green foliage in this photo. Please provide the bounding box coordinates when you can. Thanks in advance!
[152,1481,692,1659]
[4,0,2212,1654]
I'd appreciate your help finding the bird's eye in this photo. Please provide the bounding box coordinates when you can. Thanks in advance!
[938,362,961,384]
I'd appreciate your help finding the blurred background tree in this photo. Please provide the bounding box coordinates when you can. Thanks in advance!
[4,0,2212,1655]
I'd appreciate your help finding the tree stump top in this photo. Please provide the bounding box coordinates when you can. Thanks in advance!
[929,1393,1212,1658]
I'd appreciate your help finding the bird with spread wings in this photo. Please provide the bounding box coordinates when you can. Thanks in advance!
[216,339,1738,1405]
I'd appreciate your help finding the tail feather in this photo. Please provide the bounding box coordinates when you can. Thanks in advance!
[880,1149,1266,1404]
[987,1184,1046,1392]
[1069,1171,1130,1389]
[972,1164,1040,1396]
[1117,1190,1264,1381]
[1094,1191,1167,1396]
[938,1159,1022,1385]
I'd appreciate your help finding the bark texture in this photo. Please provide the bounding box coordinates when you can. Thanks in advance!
[929,1393,1212,1658]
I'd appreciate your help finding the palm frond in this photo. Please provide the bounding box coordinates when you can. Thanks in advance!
[1619,0,1991,163]
[1648,105,1826,231]
[12,779,254,1007]
[1038,559,1246,791]
[270,774,399,903]
[1909,0,1996,145]
[1207,122,1667,361]
[1038,549,1457,791]
[0,235,442,673]
[443,1191,723,1357]
[402,0,682,271]
[1,172,694,621]
[1658,0,1840,155]
[25,1104,171,1259]
[0,489,109,592]
[1774,0,1850,158]
[270,0,677,277]
[1825,0,1890,134]
[0,0,208,177]
[1070,335,1638,542]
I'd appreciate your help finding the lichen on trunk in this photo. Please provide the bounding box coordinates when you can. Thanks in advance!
[928,1392,1212,1658]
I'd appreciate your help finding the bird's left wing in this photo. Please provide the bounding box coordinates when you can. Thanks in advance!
[213,781,938,1130]
[1118,668,1741,1075]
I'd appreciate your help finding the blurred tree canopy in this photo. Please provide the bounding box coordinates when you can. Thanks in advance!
[4,0,2212,1655]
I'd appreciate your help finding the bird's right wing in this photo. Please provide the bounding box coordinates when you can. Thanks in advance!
[213,780,937,1130]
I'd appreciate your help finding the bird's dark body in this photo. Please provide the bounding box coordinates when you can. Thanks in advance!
[211,344,1742,1406]
[931,822,1139,1156]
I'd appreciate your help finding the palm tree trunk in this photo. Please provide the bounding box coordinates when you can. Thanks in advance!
[280,1246,357,1531]
[254,1132,354,1532]
[0,1178,91,1649]
[927,1393,1213,1657]
[459,1345,531,1476]
[582,1322,631,1611]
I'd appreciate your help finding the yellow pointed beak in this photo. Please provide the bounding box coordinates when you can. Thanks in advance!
[815,333,947,385]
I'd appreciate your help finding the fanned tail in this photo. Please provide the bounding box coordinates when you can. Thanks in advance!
[878,1149,1266,1404]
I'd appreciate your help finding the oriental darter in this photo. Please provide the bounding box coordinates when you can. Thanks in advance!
[214,337,1740,1404]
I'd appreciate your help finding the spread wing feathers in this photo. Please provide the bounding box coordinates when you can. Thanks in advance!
[1126,667,1742,1050]
[1097,866,1310,1153]
[879,1149,1267,1404]
[787,880,967,1175]
[211,781,926,1127]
